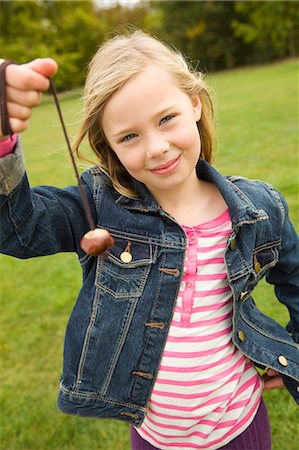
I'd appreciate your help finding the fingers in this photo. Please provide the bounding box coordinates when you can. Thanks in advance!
[263,375,284,390]
[6,117,29,134]
[262,369,284,391]
[4,102,32,134]
[0,58,58,138]
[6,86,42,108]
[1,85,42,137]
[23,58,58,79]
[265,369,279,376]
[5,60,57,92]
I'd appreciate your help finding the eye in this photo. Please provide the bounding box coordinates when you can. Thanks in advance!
[121,133,137,143]
[160,114,175,125]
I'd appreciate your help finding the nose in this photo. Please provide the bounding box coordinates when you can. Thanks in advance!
[145,131,170,159]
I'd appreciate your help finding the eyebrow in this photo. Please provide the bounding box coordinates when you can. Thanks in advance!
[112,104,178,138]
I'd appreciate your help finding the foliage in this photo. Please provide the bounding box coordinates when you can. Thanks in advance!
[0,0,103,89]
[151,0,244,71]
[0,0,298,90]
[233,1,299,61]
[151,0,298,70]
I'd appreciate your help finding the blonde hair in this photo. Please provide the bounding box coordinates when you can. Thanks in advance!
[73,29,215,198]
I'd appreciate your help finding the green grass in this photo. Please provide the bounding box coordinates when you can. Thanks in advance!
[1,59,298,450]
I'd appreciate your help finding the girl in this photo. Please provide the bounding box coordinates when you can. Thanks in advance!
[0,30,298,450]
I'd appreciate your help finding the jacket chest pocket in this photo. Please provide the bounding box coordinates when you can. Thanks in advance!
[95,237,155,300]
[248,243,280,287]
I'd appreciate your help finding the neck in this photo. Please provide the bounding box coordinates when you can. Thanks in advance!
[151,175,227,227]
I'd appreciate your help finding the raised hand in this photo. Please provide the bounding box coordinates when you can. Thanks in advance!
[0,58,58,138]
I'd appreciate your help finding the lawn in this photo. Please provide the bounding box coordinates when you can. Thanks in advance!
[0,59,298,450]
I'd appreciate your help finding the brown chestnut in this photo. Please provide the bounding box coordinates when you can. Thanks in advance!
[80,228,114,256]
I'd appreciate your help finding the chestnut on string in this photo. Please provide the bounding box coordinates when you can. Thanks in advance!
[48,78,115,257]
[80,229,114,257]
[0,62,114,258]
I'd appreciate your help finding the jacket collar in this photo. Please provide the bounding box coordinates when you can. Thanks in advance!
[109,160,268,227]
[196,160,268,227]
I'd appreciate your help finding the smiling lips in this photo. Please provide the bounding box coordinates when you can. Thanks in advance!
[150,155,181,175]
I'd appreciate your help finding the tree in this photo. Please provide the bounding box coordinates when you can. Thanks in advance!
[0,0,107,90]
[232,1,299,62]
[149,1,249,71]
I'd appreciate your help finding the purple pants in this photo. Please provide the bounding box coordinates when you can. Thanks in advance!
[130,398,271,450]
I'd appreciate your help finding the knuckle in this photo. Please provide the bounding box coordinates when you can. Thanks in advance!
[29,90,41,106]
[17,119,29,133]
[10,118,28,133]
[8,102,32,120]
[20,106,32,120]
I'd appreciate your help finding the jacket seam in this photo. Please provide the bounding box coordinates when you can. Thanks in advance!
[60,383,147,410]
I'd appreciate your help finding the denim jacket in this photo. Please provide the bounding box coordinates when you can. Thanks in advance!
[1,141,299,426]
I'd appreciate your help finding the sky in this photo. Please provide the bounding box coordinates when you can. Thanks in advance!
[96,0,140,8]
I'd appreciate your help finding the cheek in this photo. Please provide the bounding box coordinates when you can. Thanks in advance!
[174,123,201,149]
[114,148,142,174]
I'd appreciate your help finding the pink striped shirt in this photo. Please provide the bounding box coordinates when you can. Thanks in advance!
[137,209,263,449]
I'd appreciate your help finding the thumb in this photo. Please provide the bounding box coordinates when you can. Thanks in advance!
[23,58,58,79]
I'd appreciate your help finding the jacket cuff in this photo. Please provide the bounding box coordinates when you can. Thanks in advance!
[0,136,26,195]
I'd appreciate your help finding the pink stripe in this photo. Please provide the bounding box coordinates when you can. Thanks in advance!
[210,397,261,447]
[157,364,245,387]
[193,286,231,297]
[192,300,230,312]
[171,310,233,328]
[231,373,261,401]
[152,388,212,399]
[146,414,236,431]
[199,229,231,238]
[161,342,230,359]
[157,348,238,373]
[151,392,232,412]
[196,243,227,253]
[148,406,224,421]
[195,273,227,281]
[141,424,209,443]
[175,300,229,313]
[142,397,260,449]
[197,257,224,265]
[166,326,232,343]
[227,399,250,411]
[146,415,195,431]
[143,421,210,440]
[183,209,230,230]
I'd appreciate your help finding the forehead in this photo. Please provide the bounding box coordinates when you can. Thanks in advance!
[102,64,190,126]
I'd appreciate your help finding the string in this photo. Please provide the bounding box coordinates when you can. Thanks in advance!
[49,79,95,230]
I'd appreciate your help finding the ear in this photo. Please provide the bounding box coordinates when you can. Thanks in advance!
[192,95,202,122]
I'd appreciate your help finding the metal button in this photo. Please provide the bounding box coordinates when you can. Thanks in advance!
[254,261,261,273]
[253,254,261,274]
[229,239,236,250]
[240,291,249,301]
[238,330,246,342]
[120,251,132,263]
[278,355,288,367]
[296,385,299,393]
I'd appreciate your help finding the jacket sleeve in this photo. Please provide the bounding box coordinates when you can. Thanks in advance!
[0,138,95,259]
[265,188,299,344]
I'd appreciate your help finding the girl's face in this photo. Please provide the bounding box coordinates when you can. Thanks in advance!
[102,64,202,204]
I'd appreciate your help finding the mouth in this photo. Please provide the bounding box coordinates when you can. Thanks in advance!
[150,156,181,175]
